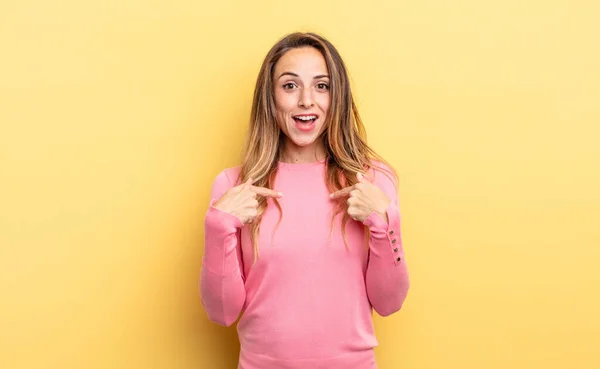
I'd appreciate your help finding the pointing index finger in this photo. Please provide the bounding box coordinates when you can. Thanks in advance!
[250,186,283,198]
[329,185,354,199]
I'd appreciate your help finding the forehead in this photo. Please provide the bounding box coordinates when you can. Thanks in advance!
[274,47,328,75]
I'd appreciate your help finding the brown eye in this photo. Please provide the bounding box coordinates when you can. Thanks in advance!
[317,83,329,90]
[283,83,297,90]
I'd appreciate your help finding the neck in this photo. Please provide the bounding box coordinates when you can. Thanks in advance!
[280,139,326,164]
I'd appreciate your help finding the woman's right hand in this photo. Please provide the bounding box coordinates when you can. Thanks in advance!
[213,177,283,224]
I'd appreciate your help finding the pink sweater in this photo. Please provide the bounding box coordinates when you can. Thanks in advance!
[200,160,410,369]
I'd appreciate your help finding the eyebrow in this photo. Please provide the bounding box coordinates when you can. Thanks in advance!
[278,72,330,80]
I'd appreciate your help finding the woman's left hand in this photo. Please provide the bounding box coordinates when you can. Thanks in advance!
[329,173,391,223]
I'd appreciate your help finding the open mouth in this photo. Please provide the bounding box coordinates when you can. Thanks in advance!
[293,115,318,124]
[292,114,318,132]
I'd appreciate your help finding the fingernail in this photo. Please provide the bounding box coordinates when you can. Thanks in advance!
[278,192,284,197]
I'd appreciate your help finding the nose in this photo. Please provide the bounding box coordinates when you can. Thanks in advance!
[298,88,314,108]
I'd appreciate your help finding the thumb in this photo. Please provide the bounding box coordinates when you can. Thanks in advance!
[242,177,253,189]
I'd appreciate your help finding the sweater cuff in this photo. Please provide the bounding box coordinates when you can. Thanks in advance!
[205,199,244,231]
[203,199,244,275]
[362,200,404,265]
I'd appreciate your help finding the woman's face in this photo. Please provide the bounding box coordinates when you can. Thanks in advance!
[273,47,331,149]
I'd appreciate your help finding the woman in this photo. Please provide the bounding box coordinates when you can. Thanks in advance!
[200,32,410,369]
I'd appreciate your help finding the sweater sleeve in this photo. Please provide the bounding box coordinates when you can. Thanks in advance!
[363,165,410,317]
[199,169,246,327]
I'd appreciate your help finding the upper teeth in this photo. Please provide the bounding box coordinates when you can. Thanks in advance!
[295,115,316,121]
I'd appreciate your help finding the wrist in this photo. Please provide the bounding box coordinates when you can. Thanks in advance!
[208,199,244,229]
[375,209,388,223]
[375,201,391,223]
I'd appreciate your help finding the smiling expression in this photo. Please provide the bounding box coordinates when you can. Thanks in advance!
[273,47,331,149]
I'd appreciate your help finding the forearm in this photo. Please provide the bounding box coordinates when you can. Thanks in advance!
[364,201,410,316]
[200,202,246,326]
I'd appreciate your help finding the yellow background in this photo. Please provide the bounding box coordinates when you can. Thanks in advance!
[1,1,599,368]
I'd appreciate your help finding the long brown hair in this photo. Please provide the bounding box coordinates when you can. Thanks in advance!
[238,32,397,261]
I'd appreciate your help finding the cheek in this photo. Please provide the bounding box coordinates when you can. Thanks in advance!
[274,91,295,113]
[317,93,331,115]
[273,92,288,127]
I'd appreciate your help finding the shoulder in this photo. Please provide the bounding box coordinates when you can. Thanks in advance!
[368,159,398,187]
[221,165,243,186]
[209,165,243,199]
[366,159,399,200]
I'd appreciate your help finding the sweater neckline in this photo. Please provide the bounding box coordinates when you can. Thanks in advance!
[277,158,327,168]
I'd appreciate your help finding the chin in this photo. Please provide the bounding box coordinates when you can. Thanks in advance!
[290,136,318,147]
[291,141,314,147]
